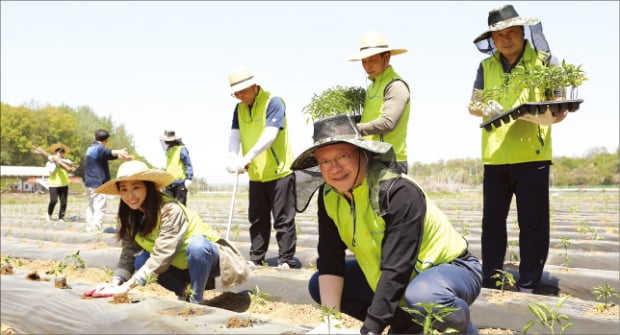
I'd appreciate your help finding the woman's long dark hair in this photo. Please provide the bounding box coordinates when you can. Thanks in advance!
[116,181,164,241]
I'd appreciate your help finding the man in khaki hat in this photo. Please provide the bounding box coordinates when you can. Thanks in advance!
[225,65,297,269]
[468,4,566,295]
[348,32,411,174]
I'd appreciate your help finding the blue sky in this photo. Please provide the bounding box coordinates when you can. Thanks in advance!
[2,1,618,185]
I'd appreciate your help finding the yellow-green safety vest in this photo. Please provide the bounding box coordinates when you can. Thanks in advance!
[237,88,293,182]
[362,65,410,162]
[322,172,466,293]
[134,196,220,270]
[165,145,186,181]
[481,41,552,164]
[48,162,69,187]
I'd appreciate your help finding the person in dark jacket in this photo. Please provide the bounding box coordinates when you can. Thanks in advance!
[292,114,482,335]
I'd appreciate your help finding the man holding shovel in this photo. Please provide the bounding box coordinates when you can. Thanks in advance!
[224,66,297,269]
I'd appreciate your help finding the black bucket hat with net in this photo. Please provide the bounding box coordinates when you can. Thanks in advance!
[291,114,400,212]
[474,4,551,56]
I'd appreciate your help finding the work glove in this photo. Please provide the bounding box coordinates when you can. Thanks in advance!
[226,155,248,174]
[482,100,503,117]
[306,316,358,334]
[184,179,192,188]
[83,281,131,298]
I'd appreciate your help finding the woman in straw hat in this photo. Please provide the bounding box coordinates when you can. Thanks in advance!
[468,4,566,294]
[84,161,248,303]
[294,115,482,335]
[45,143,76,222]
[348,31,411,174]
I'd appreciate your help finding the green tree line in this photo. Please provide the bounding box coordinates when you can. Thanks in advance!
[1,101,147,180]
[2,102,618,187]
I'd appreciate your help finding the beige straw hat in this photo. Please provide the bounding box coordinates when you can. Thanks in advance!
[49,143,70,154]
[347,32,407,62]
[95,160,175,195]
[227,66,259,93]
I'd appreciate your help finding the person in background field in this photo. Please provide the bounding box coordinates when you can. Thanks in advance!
[225,65,297,269]
[84,129,133,233]
[83,160,248,303]
[159,130,194,205]
[348,31,411,174]
[45,143,77,222]
[468,4,567,294]
[293,114,482,335]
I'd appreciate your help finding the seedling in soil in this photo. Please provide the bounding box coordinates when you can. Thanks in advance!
[592,284,620,312]
[183,286,197,302]
[586,229,604,252]
[101,266,114,276]
[507,240,520,265]
[523,295,573,335]
[460,222,471,237]
[1,254,15,274]
[248,285,270,322]
[554,236,571,271]
[405,302,459,335]
[491,269,516,294]
[315,304,343,334]
[46,250,86,288]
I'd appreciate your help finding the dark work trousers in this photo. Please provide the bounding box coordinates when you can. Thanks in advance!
[48,186,69,220]
[165,182,188,206]
[308,257,482,334]
[481,161,551,290]
[248,173,297,266]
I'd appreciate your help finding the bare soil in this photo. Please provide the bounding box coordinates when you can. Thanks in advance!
[1,257,521,334]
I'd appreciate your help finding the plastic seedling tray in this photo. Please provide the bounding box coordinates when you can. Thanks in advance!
[480,99,584,132]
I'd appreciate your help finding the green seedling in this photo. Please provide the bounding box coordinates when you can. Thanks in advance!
[183,285,197,302]
[248,285,270,321]
[405,302,459,335]
[460,222,471,237]
[523,295,573,335]
[491,269,516,293]
[315,304,343,334]
[1,254,13,267]
[507,240,520,264]
[101,266,115,276]
[592,284,620,312]
[554,236,571,271]
[587,229,604,252]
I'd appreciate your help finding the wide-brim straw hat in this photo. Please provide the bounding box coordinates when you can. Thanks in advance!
[49,143,70,154]
[159,130,182,141]
[290,114,392,171]
[347,32,407,62]
[473,4,540,43]
[95,161,175,195]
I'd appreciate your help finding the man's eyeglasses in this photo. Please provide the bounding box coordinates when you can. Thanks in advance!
[317,153,353,170]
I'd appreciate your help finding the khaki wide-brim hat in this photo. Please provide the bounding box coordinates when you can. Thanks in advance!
[347,32,407,62]
[159,130,182,141]
[290,114,392,171]
[473,4,540,43]
[95,161,175,195]
[49,143,70,154]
